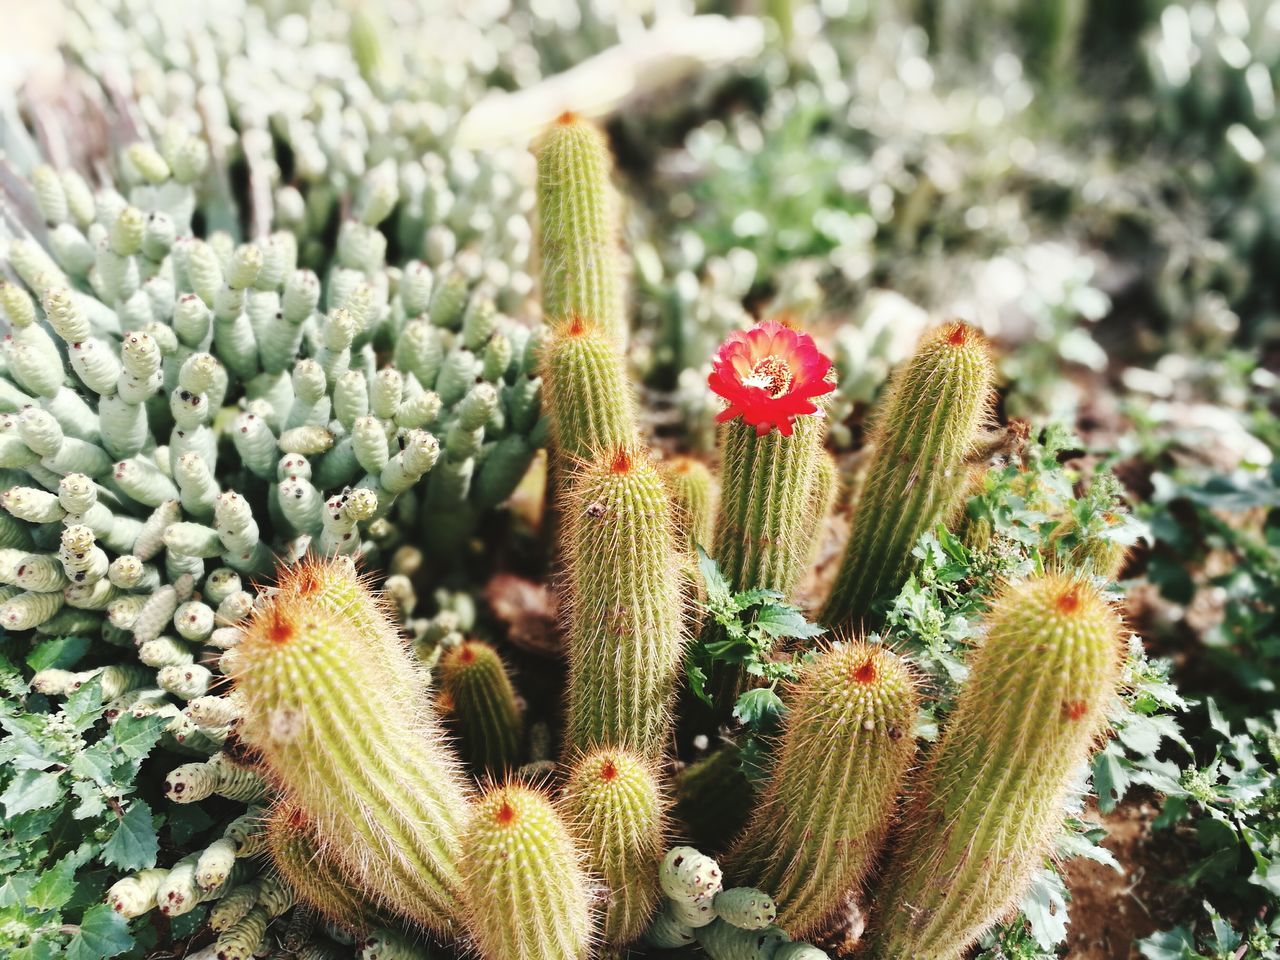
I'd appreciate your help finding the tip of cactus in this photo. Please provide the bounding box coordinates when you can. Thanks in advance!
[265,609,295,644]
[494,799,518,825]
[609,447,633,474]
[1055,585,1082,614]
[555,110,580,126]
[942,321,972,346]
[598,759,619,782]
[850,658,877,684]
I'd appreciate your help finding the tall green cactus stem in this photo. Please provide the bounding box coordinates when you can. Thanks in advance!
[871,575,1123,959]
[561,748,665,944]
[712,409,828,598]
[537,114,625,346]
[563,445,685,758]
[459,784,593,960]
[725,642,917,937]
[822,322,994,627]
[805,450,840,567]
[437,639,524,773]
[228,557,470,935]
[542,316,635,463]
[266,801,379,934]
[665,457,717,555]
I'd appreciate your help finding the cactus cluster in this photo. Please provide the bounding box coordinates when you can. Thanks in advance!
[2,12,1142,954]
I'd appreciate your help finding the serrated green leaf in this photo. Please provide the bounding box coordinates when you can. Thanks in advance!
[61,678,105,733]
[70,747,115,787]
[732,687,784,729]
[1136,926,1196,960]
[1,769,63,818]
[65,904,132,960]
[108,713,166,761]
[25,853,79,912]
[697,546,731,602]
[101,800,158,871]
[26,636,91,673]
[753,603,824,640]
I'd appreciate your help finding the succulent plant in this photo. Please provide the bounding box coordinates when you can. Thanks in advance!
[228,558,470,934]
[871,574,1124,958]
[561,747,666,943]
[458,783,594,960]
[725,642,917,936]
[437,638,525,773]
[560,445,686,758]
[822,322,995,627]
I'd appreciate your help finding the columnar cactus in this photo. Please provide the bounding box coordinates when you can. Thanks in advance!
[228,558,470,934]
[437,639,524,773]
[541,315,636,463]
[708,319,836,597]
[266,801,379,934]
[822,322,994,627]
[537,114,626,346]
[725,642,917,936]
[458,783,593,960]
[561,748,665,944]
[562,445,685,757]
[871,574,1123,959]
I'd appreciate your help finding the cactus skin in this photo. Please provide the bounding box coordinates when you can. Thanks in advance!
[561,748,665,944]
[822,322,994,627]
[266,801,380,934]
[665,456,718,555]
[562,445,685,758]
[805,449,840,566]
[537,114,625,346]
[228,557,470,935]
[459,784,593,960]
[542,316,635,463]
[437,639,524,773]
[871,575,1123,960]
[713,410,829,600]
[725,642,917,937]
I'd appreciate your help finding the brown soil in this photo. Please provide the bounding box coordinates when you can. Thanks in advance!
[1062,794,1196,959]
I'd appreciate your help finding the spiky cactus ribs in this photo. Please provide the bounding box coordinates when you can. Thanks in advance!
[537,114,626,347]
[561,748,666,944]
[871,574,1123,959]
[822,321,995,627]
[562,445,686,758]
[228,557,470,935]
[542,315,637,462]
[725,641,918,936]
[437,639,524,773]
[459,783,594,960]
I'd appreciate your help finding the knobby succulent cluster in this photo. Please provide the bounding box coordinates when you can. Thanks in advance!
[1,24,1142,960]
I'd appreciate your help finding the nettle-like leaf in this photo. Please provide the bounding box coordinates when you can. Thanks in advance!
[65,904,133,960]
[101,800,159,871]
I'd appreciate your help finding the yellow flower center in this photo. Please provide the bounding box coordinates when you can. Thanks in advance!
[741,355,793,398]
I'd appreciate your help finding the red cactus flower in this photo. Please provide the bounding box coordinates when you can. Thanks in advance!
[708,320,835,437]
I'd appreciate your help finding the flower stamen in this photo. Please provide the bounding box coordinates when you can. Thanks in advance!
[741,355,793,398]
